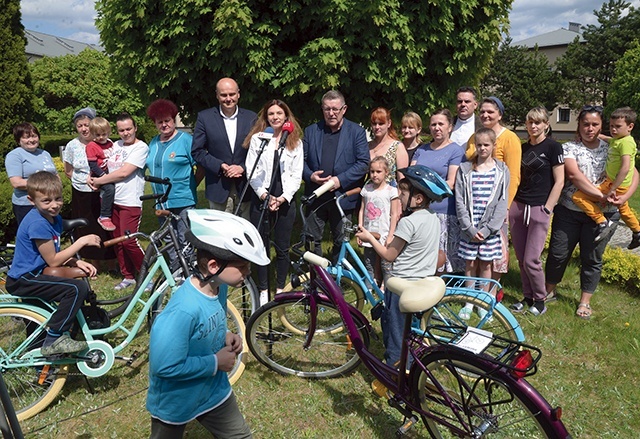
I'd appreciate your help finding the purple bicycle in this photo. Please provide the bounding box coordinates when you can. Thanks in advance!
[246,252,571,438]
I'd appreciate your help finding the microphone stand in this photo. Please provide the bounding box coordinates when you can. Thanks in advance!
[234,133,273,217]
[257,139,288,306]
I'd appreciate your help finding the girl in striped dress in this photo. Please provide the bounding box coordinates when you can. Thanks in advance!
[454,128,510,320]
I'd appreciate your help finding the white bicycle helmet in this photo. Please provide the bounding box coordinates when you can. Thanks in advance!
[186,210,270,266]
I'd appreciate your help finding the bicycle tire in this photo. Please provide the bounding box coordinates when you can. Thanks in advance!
[283,272,367,312]
[226,301,247,385]
[280,273,367,335]
[411,348,565,438]
[146,270,183,331]
[0,307,68,421]
[228,277,259,322]
[246,297,369,378]
[421,293,521,356]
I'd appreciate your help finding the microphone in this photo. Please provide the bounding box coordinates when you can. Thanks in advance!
[257,126,274,152]
[277,121,295,150]
[301,179,335,204]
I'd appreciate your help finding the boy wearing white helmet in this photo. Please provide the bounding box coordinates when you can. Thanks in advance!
[147,210,268,438]
[356,165,451,368]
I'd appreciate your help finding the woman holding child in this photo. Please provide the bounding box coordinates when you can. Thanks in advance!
[544,106,639,320]
[91,113,149,291]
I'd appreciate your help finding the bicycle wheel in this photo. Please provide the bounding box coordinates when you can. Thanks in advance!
[0,307,68,421]
[281,275,367,335]
[247,298,369,378]
[283,272,367,312]
[228,277,259,322]
[146,270,183,331]
[412,349,562,438]
[421,294,520,356]
[226,301,247,385]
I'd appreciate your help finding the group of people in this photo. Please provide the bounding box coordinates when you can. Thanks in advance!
[5,77,640,438]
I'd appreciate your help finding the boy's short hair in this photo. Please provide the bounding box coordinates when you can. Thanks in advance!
[89,117,112,136]
[397,177,430,207]
[13,122,40,144]
[27,171,62,198]
[195,248,219,274]
[610,107,637,125]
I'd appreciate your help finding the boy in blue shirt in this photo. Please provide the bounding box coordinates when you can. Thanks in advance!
[147,210,269,439]
[357,165,450,365]
[6,171,102,355]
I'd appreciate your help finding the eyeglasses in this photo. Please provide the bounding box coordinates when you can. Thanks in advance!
[581,105,603,113]
[321,105,346,114]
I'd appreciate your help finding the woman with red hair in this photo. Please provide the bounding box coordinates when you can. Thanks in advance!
[146,99,203,265]
[368,107,409,183]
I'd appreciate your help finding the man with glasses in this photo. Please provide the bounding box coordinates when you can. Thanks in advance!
[192,77,257,218]
[302,90,369,261]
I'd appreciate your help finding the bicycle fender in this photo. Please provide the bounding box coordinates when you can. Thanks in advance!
[0,300,53,319]
[494,302,526,342]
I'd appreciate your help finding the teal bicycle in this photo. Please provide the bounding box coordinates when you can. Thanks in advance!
[0,181,247,421]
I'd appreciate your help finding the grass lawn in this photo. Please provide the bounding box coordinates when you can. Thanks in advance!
[15,184,640,438]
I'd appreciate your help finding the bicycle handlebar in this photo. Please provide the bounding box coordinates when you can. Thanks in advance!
[303,252,331,268]
[145,175,171,185]
[140,193,165,201]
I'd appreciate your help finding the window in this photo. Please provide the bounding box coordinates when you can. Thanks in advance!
[558,108,570,123]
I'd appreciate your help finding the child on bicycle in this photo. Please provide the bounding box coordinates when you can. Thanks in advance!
[455,128,510,320]
[357,156,399,287]
[356,165,450,366]
[85,117,116,231]
[147,209,269,439]
[6,171,101,356]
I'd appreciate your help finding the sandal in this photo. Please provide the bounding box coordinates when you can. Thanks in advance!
[114,278,136,291]
[544,290,558,303]
[576,303,592,320]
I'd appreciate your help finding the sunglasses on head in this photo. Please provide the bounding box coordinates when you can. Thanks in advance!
[581,105,603,113]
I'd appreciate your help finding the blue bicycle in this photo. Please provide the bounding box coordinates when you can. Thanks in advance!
[283,187,525,346]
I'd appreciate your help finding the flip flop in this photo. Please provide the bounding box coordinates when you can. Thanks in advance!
[576,303,592,320]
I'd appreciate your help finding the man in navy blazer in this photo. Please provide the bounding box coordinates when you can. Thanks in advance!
[192,78,257,218]
[303,90,369,260]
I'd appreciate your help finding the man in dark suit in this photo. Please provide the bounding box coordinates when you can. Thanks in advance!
[303,90,369,260]
[450,86,480,150]
[192,78,257,218]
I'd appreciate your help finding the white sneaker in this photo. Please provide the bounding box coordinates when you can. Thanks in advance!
[259,290,269,307]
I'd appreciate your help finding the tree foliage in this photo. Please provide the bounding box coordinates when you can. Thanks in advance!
[96,0,513,126]
[29,49,148,135]
[555,0,640,109]
[0,0,35,163]
[480,38,561,129]
[608,41,640,138]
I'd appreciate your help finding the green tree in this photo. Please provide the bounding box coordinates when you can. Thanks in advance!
[555,0,640,109]
[29,48,148,135]
[607,40,640,139]
[0,0,35,164]
[480,38,561,129]
[96,0,513,125]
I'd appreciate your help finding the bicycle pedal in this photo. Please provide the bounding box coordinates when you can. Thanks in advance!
[37,364,51,385]
[397,416,418,436]
[371,302,384,321]
[120,350,139,366]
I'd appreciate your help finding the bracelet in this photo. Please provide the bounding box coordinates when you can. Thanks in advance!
[543,207,551,214]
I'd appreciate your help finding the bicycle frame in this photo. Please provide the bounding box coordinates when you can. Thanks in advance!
[273,257,570,438]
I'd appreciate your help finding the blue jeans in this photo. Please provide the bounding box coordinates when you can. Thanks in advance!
[382,287,403,365]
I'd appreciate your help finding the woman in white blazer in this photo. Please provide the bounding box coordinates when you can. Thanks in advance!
[243,99,304,304]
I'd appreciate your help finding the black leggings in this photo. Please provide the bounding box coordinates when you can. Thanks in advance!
[6,272,89,334]
[250,199,297,290]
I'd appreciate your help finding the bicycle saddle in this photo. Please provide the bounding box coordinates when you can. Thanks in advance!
[62,218,89,232]
[386,276,446,313]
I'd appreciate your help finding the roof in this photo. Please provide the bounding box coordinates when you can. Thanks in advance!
[514,27,585,49]
[24,29,102,60]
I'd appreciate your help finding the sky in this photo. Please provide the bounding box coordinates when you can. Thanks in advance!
[20,0,640,46]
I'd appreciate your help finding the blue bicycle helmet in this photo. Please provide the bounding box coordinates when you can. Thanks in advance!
[397,165,452,202]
